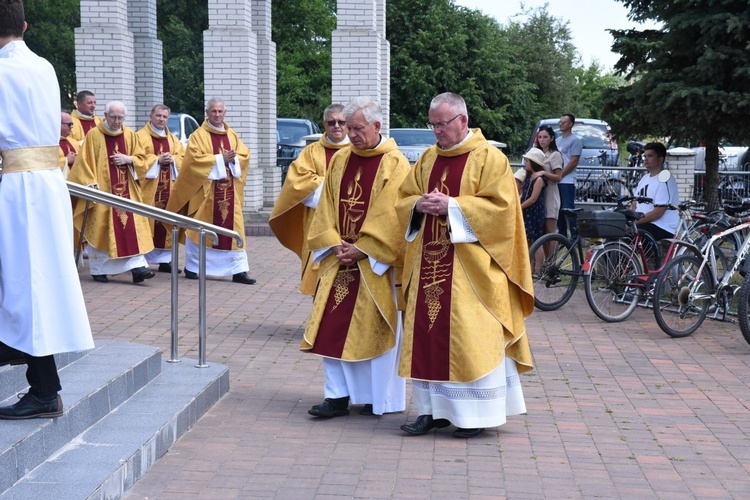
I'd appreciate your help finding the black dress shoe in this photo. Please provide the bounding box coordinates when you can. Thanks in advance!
[308,396,350,418]
[184,268,198,280]
[158,263,172,273]
[131,267,156,283]
[452,427,485,438]
[359,404,374,416]
[0,393,63,420]
[232,272,257,285]
[92,274,108,283]
[400,415,451,436]
[0,345,26,367]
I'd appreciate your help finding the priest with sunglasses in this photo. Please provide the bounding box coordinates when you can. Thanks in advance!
[269,104,350,295]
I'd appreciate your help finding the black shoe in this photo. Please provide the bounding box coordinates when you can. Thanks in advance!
[232,272,256,285]
[400,415,451,436]
[158,263,172,273]
[0,393,63,420]
[359,404,374,416]
[452,427,485,438]
[131,267,156,284]
[308,397,350,418]
[184,269,198,280]
[92,274,108,283]
[0,346,26,367]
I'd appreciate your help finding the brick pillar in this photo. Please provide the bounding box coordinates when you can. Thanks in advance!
[376,0,390,134]
[667,147,697,203]
[253,0,278,211]
[205,0,261,211]
[128,0,163,125]
[75,0,136,128]
[332,0,384,117]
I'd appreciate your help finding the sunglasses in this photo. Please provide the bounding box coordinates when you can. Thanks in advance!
[326,119,346,127]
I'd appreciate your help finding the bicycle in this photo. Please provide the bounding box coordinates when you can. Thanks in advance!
[577,151,627,204]
[652,211,750,337]
[530,198,719,313]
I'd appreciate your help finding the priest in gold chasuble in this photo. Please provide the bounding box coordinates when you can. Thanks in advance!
[397,93,534,439]
[165,97,255,285]
[68,101,155,285]
[136,104,185,273]
[302,97,410,418]
[59,111,77,178]
[70,90,101,144]
[269,103,350,295]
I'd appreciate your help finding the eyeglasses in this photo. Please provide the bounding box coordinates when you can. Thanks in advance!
[326,119,346,127]
[426,114,460,131]
[107,115,125,121]
[62,122,74,127]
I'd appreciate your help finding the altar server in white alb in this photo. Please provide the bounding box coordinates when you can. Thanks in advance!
[0,0,94,419]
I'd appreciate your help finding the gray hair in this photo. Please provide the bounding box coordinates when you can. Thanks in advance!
[343,97,382,125]
[429,92,468,118]
[323,103,344,121]
[205,97,225,110]
[104,101,127,115]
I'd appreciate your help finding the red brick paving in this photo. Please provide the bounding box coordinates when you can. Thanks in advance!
[75,236,750,499]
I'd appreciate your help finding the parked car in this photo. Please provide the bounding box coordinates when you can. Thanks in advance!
[389,128,435,164]
[527,118,619,167]
[167,113,200,148]
[277,118,321,182]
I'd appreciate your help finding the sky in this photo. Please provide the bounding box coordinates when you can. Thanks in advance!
[453,0,657,71]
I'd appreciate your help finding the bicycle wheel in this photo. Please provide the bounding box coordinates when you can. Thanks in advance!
[738,273,750,345]
[529,233,580,311]
[637,229,661,272]
[652,254,712,338]
[584,242,643,322]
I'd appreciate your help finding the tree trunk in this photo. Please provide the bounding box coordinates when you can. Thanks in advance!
[703,137,721,210]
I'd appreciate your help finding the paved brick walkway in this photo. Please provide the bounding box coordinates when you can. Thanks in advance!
[77,236,750,499]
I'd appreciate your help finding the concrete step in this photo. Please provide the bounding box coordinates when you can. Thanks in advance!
[0,349,89,402]
[0,340,229,499]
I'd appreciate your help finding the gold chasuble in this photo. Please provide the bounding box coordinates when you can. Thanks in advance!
[165,121,249,250]
[396,129,534,383]
[301,137,410,361]
[269,135,350,295]
[59,136,78,174]
[68,123,153,258]
[70,109,101,143]
[136,125,185,250]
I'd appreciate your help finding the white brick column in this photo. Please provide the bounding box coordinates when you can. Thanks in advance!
[332,0,383,115]
[253,0,279,210]
[667,147,697,203]
[128,0,163,125]
[376,0,390,134]
[205,0,261,211]
[75,0,136,128]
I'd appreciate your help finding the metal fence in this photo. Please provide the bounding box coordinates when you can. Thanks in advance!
[694,170,750,205]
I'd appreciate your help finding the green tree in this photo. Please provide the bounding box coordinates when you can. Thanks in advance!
[23,0,79,109]
[505,4,579,119]
[272,0,336,124]
[387,0,536,147]
[606,0,750,208]
[157,0,207,121]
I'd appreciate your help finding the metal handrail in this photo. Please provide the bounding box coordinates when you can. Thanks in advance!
[67,181,243,368]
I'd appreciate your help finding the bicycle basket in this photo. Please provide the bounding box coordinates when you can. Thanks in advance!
[577,210,628,238]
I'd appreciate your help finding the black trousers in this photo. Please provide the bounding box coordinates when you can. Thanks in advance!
[0,342,61,397]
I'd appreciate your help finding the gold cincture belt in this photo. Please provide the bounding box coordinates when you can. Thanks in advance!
[1,146,59,173]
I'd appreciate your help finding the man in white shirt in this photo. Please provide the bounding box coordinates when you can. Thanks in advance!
[631,141,680,240]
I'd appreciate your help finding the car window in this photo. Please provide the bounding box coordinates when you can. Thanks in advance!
[167,116,180,136]
[277,122,311,144]
[552,124,610,149]
[390,129,435,146]
[185,116,199,135]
